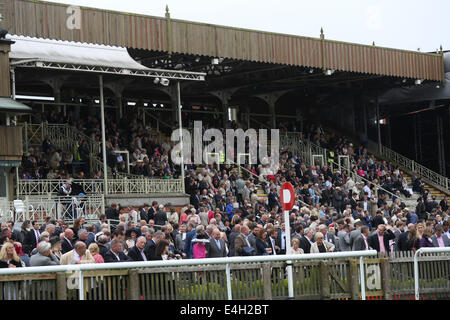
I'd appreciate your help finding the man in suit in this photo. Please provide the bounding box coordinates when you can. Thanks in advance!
[432,225,450,247]
[227,224,241,257]
[267,228,279,255]
[128,236,148,261]
[29,241,60,266]
[353,226,370,251]
[94,214,107,233]
[247,223,260,252]
[367,224,395,255]
[206,228,227,258]
[97,235,109,258]
[60,241,95,264]
[154,204,168,230]
[349,221,363,249]
[275,222,287,255]
[234,225,252,256]
[104,239,132,262]
[372,210,386,230]
[146,231,165,260]
[23,221,41,254]
[61,229,74,254]
[268,188,280,211]
[299,227,314,254]
[337,224,351,252]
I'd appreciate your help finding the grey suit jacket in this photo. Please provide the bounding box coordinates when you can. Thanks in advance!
[29,253,60,266]
[431,234,450,247]
[349,229,361,249]
[352,234,368,251]
[337,230,351,252]
[207,238,227,258]
[247,233,257,250]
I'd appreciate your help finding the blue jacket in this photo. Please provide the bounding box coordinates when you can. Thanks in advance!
[183,229,197,259]
[226,204,235,220]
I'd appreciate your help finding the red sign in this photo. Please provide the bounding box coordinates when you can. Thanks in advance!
[280,182,295,211]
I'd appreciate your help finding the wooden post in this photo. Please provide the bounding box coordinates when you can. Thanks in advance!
[348,259,360,300]
[380,258,391,300]
[128,269,140,300]
[319,261,331,299]
[262,263,272,300]
[56,272,67,300]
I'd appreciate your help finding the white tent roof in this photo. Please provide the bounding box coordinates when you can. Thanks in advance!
[6,34,205,81]
[7,34,149,70]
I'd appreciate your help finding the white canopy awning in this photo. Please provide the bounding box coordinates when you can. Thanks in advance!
[7,34,205,81]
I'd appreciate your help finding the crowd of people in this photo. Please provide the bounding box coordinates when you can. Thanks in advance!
[7,111,449,268]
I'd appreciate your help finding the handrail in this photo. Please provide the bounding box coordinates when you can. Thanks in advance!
[414,247,450,300]
[328,160,407,202]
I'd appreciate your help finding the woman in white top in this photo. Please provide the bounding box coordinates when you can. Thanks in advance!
[310,232,335,253]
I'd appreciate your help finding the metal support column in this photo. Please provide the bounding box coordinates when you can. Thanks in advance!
[376,93,382,155]
[176,81,185,192]
[99,75,108,196]
[436,115,446,176]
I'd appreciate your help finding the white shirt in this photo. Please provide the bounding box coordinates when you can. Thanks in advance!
[73,251,81,263]
[363,185,371,198]
[280,231,286,250]
[270,237,277,255]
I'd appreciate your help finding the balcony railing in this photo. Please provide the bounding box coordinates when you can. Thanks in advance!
[17,178,184,197]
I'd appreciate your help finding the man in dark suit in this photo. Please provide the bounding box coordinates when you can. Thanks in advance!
[372,210,385,230]
[227,224,241,257]
[299,227,314,254]
[146,231,165,260]
[24,221,41,254]
[61,229,74,254]
[128,236,149,261]
[104,239,132,262]
[353,226,370,251]
[268,188,280,211]
[97,235,109,258]
[148,201,159,221]
[267,228,279,255]
[139,204,150,223]
[367,224,395,255]
[154,205,168,230]
[206,228,227,258]
[275,222,287,254]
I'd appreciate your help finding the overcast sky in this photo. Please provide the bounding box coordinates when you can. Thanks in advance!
[49,0,449,52]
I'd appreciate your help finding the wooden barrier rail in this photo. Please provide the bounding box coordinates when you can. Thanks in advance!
[0,251,448,300]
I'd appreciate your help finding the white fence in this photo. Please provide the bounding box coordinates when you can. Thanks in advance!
[18,179,184,197]
[0,195,105,224]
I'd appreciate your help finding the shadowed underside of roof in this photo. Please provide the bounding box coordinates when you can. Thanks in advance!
[2,0,445,81]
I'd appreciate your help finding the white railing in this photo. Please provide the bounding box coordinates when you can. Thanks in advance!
[414,247,450,300]
[18,179,104,197]
[0,195,105,224]
[18,179,185,196]
[0,250,378,300]
[380,145,449,192]
[106,178,184,194]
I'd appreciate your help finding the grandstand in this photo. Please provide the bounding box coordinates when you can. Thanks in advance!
[0,0,448,302]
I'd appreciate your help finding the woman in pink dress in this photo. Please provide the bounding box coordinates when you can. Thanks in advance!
[88,243,104,263]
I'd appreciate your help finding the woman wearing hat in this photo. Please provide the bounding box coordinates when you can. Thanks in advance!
[125,228,140,251]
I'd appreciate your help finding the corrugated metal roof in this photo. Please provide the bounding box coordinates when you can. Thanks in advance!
[2,0,445,81]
